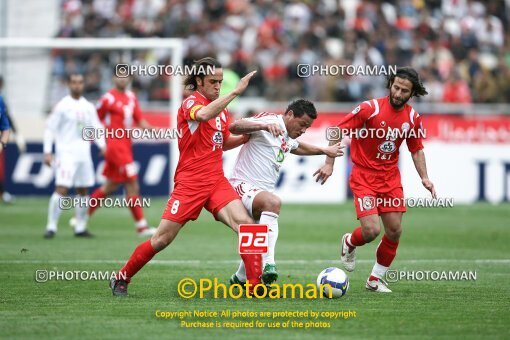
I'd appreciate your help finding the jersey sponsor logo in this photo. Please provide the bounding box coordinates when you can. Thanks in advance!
[238,224,268,254]
[276,149,285,163]
[378,140,396,153]
[212,131,223,145]
[351,105,361,114]
[186,100,194,109]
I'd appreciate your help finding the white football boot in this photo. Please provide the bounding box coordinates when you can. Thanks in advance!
[365,277,392,293]
[341,233,356,272]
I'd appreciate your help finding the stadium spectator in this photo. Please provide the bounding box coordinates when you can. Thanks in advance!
[51,0,510,104]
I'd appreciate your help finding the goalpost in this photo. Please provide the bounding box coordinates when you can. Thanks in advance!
[0,37,184,192]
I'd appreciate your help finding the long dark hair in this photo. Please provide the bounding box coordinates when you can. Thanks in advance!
[183,57,222,90]
[386,67,428,97]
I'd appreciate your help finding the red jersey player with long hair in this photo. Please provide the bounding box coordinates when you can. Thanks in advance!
[315,67,437,293]
[87,73,155,236]
[110,57,261,296]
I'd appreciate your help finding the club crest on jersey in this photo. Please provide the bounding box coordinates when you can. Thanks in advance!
[362,196,376,210]
[378,140,396,153]
[381,121,386,127]
[401,122,410,131]
[351,105,361,115]
[186,100,194,109]
[212,131,223,145]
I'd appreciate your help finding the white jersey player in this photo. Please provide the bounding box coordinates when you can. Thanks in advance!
[228,99,344,285]
[43,73,105,238]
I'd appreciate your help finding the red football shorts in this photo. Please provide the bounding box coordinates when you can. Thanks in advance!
[349,165,406,219]
[162,176,240,224]
[103,158,138,183]
[102,144,137,183]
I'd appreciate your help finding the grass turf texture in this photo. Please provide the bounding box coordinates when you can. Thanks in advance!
[0,198,509,339]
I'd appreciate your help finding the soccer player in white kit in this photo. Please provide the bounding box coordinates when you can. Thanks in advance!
[43,73,105,238]
[228,99,344,285]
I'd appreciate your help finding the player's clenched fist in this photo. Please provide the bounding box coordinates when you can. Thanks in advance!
[265,123,284,137]
[233,71,257,96]
[44,154,53,167]
[324,142,344,158]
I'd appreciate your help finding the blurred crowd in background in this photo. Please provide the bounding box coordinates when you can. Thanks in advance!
[50,0,510,106]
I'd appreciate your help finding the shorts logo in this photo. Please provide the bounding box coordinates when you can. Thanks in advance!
[351,105,361,115]
[239,224,268,254]
[212,131,223,145]
[361,196,376,211]
[378,140,396,153]
[186,100,194,109]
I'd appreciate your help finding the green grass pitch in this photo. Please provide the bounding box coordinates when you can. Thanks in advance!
[0,198,509,339]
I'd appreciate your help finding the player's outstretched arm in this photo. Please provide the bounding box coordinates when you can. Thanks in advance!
[292,141,344,157]
[195,71,257,122]
[411,149,437,198]
[229,119,283,136]
[313,128,343,185]
[223,134,250,151]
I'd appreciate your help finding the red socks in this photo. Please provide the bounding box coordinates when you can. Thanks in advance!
[346,226,366,249]
[376,235,399,267]
[87,188,106,216]
[240,253,262,292]
[127,195,145,223]
[118,240,158,283]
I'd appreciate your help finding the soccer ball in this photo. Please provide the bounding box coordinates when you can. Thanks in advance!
[316,267,349,298]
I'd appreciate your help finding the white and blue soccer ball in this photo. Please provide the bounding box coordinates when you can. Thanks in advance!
[316,267,349,298]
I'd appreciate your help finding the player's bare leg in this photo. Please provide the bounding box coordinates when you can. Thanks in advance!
[234,191,281,285]
[87,179,119,217]
[216,200,263,293]
[341,214,381,272]
[125,179,155,236]
[44,185,69,238]
[365,212,402,293]
[73,187,93,238]
[110,218,185,296]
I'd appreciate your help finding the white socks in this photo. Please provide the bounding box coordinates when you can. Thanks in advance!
[260,211,279,265]
[74,195,89,233]
[135,218,148,230]
[46,192,63,232]
[235,260,247,282]
[235,212,279,281]
[371,262,389,280]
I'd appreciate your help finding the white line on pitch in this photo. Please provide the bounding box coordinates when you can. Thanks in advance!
[0,259,509,265]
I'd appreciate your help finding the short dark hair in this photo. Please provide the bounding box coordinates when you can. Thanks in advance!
[183,57,222,90]
[66,73,84,82]
[386,67,428,97]
[285,99,317,119]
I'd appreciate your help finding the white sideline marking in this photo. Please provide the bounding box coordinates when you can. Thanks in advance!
[0,259,509,265]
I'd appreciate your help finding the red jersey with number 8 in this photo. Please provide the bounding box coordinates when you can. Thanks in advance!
[175,91,231,184]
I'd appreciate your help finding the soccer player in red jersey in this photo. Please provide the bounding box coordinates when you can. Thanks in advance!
[315,67,437,293]
[110,57,260,296]
[86,73,155,236]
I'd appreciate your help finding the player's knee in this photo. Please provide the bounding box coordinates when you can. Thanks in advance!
[362,223,381,242]
[261,195,281,214]
[151,232,173,251]
[386,226,402,241]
